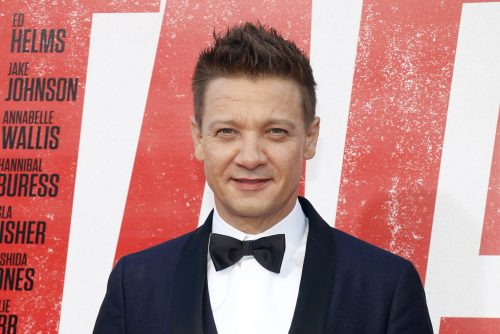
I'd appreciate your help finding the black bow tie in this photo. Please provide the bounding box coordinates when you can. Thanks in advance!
[209,233,286,274]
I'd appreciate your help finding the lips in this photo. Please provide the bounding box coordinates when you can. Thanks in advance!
[231,178,271,190]
[233,178,269,183]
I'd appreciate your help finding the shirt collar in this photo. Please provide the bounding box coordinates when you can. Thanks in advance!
[212,199,307,268]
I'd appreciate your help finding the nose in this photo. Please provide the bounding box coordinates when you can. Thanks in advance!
[234,134,266,170]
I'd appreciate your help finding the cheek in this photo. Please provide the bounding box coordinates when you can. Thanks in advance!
[271,147,304,176]
[203,145,236,175]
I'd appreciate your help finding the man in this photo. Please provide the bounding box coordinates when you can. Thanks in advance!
[94,23,433,333]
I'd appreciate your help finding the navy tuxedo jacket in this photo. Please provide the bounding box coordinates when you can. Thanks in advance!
[94,197,433,333]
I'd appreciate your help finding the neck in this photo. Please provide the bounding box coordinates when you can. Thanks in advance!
[215,198,297,234]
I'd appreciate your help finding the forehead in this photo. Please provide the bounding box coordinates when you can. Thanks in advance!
[202,76,303,126]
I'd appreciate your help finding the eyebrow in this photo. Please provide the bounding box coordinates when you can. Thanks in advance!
[208,118,297,130]
[207,120,238,131]
[263,119,297,130]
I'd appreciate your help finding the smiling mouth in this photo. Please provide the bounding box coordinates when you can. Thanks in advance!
[233,178,270,183]
[231,178,271,190]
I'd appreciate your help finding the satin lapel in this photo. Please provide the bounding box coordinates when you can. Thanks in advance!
[289,197,336,334]
[203,274,218,334]
[171,212,213,334]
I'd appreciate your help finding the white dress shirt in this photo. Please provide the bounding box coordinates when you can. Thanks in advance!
[207,200,308,334]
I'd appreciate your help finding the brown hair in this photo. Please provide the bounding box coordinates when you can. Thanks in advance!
[192,22,316,127]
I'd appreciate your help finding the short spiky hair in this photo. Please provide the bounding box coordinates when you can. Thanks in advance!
[192,22,316,127]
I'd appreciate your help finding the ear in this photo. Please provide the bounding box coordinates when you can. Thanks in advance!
[190,117,205,161]
[303,117,320,160]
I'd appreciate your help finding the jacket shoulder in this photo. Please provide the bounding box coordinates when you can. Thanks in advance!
[122,230,195,266]
[112,228,203,288]
[330,227,412,269]
[328,228,432,333]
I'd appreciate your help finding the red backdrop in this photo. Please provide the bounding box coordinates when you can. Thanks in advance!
[0,1,498,333]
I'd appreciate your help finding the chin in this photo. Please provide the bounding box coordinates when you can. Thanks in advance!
[226,199,271,218]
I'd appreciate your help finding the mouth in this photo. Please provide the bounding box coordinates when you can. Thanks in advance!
[231,178,272,190]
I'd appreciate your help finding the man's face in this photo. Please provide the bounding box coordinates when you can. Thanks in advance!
[191,76,319,229]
